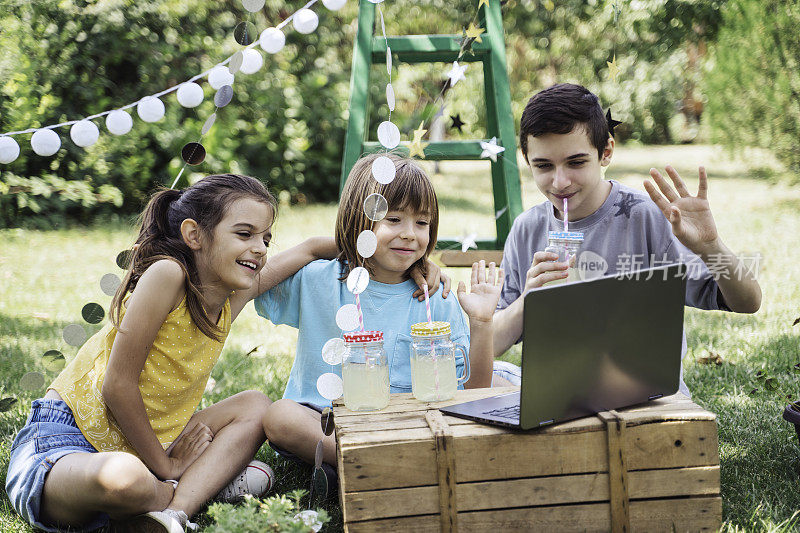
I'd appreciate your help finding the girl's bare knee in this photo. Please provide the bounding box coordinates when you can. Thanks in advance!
[263,399,308,443]
[92,453,163,508]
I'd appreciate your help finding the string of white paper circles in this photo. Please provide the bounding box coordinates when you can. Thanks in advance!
[0,0,331,164]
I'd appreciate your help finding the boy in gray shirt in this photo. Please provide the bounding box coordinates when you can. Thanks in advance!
[493,83,761,394]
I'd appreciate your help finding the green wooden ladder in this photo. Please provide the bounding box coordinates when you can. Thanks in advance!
[339,0,523,265]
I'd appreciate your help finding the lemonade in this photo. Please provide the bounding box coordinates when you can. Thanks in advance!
[342,361,389,411]
[410,354,458,401]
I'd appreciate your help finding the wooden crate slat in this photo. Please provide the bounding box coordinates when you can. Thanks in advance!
[343,465,720,522]
[340,420,718,491]
[438,250,505,267]
[334,390,713,425]
[344,496,722,532]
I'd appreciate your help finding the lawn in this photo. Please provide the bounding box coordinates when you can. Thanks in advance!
[1,144,799,531]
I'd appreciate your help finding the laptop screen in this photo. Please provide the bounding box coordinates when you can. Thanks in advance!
[519,264,687,429]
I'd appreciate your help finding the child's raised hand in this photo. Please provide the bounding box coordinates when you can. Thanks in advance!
[644,165,720,255]
[165,419,213,479]
[456,261,504,323]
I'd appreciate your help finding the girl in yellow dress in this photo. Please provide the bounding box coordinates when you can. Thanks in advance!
[5,173,337,532]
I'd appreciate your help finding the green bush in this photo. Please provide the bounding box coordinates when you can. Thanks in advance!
[0,0,729,227]
[205,492,329,533]
[704,0,800,179]
[0,0,354,227]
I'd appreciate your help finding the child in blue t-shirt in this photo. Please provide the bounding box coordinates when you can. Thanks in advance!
[255,152,503,469]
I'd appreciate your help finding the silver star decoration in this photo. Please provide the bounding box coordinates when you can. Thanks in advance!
[446,61,468,88]
[461,232,478,253]
[480,136,505,162]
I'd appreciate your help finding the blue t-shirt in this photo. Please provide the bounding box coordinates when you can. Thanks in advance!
[254,259,470,407]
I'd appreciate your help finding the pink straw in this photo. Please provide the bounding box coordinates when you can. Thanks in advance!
[355,293,365,332]
[563,197,569,233]
[423,283,432,324]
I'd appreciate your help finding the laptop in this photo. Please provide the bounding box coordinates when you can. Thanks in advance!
[440,263,687,430]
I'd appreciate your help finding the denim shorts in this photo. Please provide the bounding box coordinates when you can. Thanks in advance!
[5,398,109,532]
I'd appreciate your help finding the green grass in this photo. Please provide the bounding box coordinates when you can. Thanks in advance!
[1,144,799,531]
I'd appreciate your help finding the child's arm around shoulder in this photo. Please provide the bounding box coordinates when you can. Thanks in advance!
[230,236,338,318]
[644,165,761,313]
[103,259,210,480]
[457,261,504,388]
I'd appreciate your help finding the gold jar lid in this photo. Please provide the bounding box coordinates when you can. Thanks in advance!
[410,321,451,337]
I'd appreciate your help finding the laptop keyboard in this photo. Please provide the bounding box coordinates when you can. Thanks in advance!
[483,404,520,420]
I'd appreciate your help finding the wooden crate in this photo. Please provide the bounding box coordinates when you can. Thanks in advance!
[333,387,721,532]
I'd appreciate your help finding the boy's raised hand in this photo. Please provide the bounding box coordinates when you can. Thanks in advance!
[644,165,720,255]
[456,260,504,323]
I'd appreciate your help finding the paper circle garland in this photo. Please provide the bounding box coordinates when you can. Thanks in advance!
[321,337,346,365]
[106,109,133,136]
[356,230,378,258]
[346,266,370,295]
[322,0,347,10]
[233,21,258,46]
[0,136,20,164]
[208,66,235,90]
[63,323,87,347]
[42,350,66,372]
[100,273,121,296]
[137,96,165,123]
[176,82,204,108]
[116,249,133,269]
[371,155,396,184]
[19,372,45,391]
[336,304,360,331]
[260,28,285,54]
[69,120,99,148]
[377,121,400,149]
[241,0,265,12]
[181,142,206,165]
[229,51,244,74]
[295,510,323,533]
[81,303,105,324]
[31,129,61,156]
[386,83,395,112]
[316,372,343,400]
[201,113,217,135]
[293,9,319,34]
[363,193,388,221]
[214,85,234,108]
[239,48,264,74]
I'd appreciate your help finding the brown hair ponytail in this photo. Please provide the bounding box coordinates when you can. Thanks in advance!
[110,174,277,341]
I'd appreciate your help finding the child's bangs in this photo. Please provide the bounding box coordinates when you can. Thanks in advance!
[383,162,437,217]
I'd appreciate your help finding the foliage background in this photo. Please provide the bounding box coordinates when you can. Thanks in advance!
[5,0,793,229]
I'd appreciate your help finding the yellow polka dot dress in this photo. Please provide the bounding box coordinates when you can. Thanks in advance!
[50,295,230,456]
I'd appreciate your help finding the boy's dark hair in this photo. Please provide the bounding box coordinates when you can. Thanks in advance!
[111,174,277,341]
[519,83,610,160]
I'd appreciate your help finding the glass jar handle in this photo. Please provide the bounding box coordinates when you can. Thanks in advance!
[455,344,470,384]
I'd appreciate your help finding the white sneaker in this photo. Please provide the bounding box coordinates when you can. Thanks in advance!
[492,360,522,386]
[120,509,197,533]
[214,460,275,503]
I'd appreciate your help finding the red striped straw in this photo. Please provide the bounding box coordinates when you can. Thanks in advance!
[355,293,365,332]
[563,197,569,233]
[423,283,432,324]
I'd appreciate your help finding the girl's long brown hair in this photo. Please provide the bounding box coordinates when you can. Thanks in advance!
[335,153,439,281]
[110,174,277,341]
